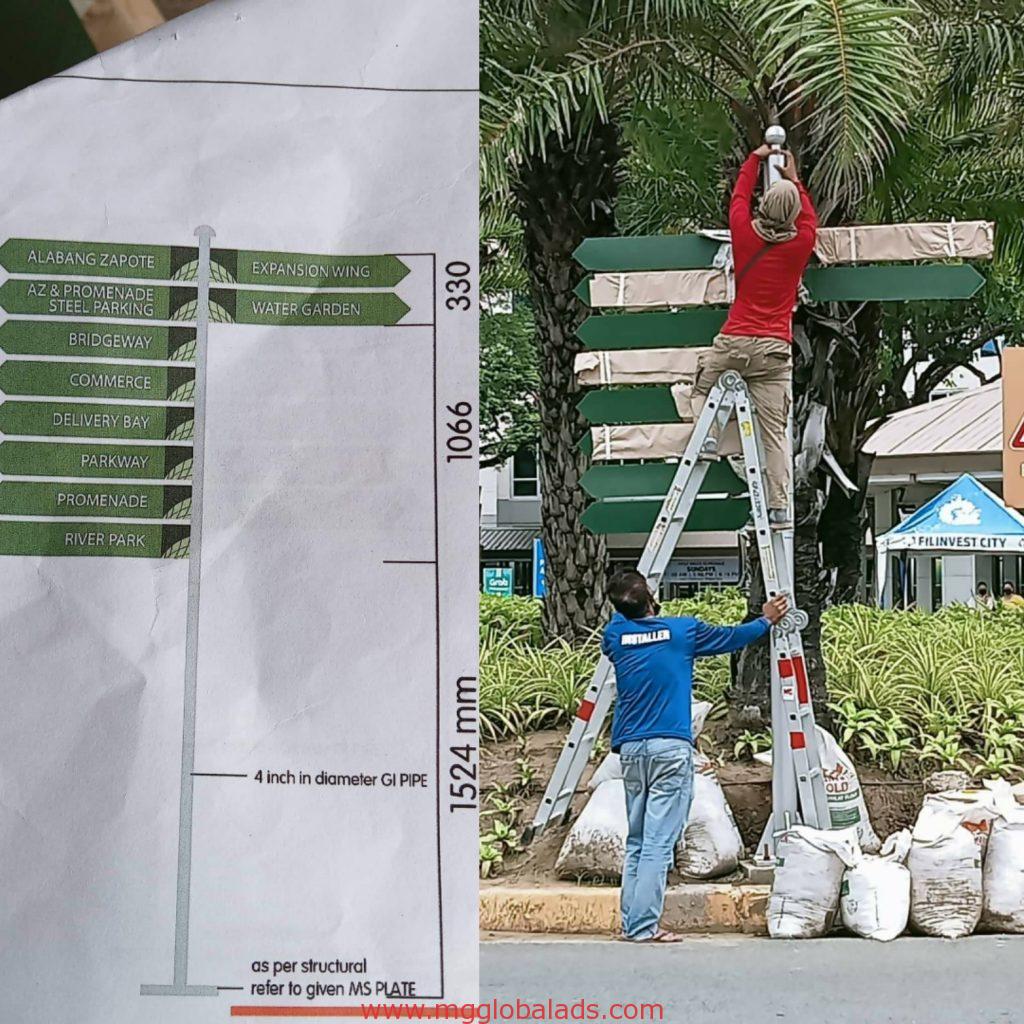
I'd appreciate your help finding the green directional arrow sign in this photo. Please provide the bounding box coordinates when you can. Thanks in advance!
[0,520,189,558]
[0,239,198,280]
[579,387,680,425]
[805,264,985,301]
[0,280,197,321]
[0,441,191,480]
[581,461,745,499]
[582,496,749,534]
[208,288,410,326]
[578,310,727,350]
[0,401,193,441]
[209,249,410,288]
[0,361,194,403]
[0,321,195,361]
[575,234,721,272]
[0,481,191,519]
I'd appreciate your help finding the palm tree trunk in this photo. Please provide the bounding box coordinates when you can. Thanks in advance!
[512,120,624,641]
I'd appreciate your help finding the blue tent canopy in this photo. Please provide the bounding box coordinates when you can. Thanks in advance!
[876,474,1024,603]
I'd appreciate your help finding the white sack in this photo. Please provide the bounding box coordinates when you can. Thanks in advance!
[909,794,999,938]
[563,703,719,881]
[555,778,627,881]
[755,726,880,852]
[981,780,1024,933]
[675,754,745,878]
[768,825,860,939]
[586,700,713,791]
[840,830,911,941]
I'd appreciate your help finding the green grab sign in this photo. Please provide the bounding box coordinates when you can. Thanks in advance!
[0,239,196,280]
[0,279,197,321]
[0,441,192,480]
[210,249,410,288]
[0,520,189,558]
[0,481,191,520]
[0,401,193,441]
[482,567,514,596]
[0,361,195,402]
[209,288,410,326]
[0,321,195,361]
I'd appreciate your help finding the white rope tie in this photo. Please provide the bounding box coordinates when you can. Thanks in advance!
[848,226,858,263]
[614,273,626,307]
[601,425,612,460]
[599,351,611,386]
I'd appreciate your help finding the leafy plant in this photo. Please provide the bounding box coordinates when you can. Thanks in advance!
[479,841,503,879]
[734,730,772,759]
[480,593,1024,778]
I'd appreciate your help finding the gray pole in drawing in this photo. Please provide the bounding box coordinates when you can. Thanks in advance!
[141,224,218,998]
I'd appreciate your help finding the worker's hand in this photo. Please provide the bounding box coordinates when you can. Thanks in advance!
[753,143,773,159]
[762,594,790,624]
[780,150,799,182]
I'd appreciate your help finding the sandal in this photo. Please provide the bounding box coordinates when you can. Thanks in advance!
[618,929,684,944]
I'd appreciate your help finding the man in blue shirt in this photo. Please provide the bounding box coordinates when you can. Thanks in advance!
[602,569,788,942]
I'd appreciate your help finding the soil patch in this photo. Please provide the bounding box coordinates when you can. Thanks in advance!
[483,729,925,885]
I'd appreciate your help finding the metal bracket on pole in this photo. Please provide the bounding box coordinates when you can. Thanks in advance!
[764,124,786,189]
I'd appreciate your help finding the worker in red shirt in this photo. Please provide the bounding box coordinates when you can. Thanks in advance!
[693,145,818,527]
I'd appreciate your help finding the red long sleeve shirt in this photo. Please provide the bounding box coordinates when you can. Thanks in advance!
[721,153,818,342]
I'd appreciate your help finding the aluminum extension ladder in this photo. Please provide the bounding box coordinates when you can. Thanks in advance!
[521,370,831,860]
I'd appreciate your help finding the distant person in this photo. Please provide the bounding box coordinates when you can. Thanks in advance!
[1003,582,1024,608]
[694,145,818,529]
[601,569,788,943]
[969,582,996,611]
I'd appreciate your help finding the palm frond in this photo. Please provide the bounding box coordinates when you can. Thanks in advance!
[744,0,923,208]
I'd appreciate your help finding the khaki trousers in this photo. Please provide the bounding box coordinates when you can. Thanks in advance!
[693,334,792,511]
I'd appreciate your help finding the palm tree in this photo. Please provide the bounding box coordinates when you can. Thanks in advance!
[482,0,1024,715]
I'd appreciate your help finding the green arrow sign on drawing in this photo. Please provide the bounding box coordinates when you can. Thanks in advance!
[0,361,195,403]
[0,481,191,520]
[0,321,195,362]
[0,520,189,558]
[0,280,198,321]
[0,441,191,481]
[0,401,193,441]
[0,239,194,280]
[209,249,410,288]
[209,288,410,326]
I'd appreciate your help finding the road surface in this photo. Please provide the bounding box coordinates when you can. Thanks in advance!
[481,935,1022,1023]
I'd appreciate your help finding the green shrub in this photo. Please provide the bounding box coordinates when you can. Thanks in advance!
[480,593,543,644]
[479,592,1024,776]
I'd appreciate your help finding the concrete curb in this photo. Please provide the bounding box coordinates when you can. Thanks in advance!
[481,884,769,936]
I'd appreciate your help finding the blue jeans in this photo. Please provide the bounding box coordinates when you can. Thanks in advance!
[619,738,695,940]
